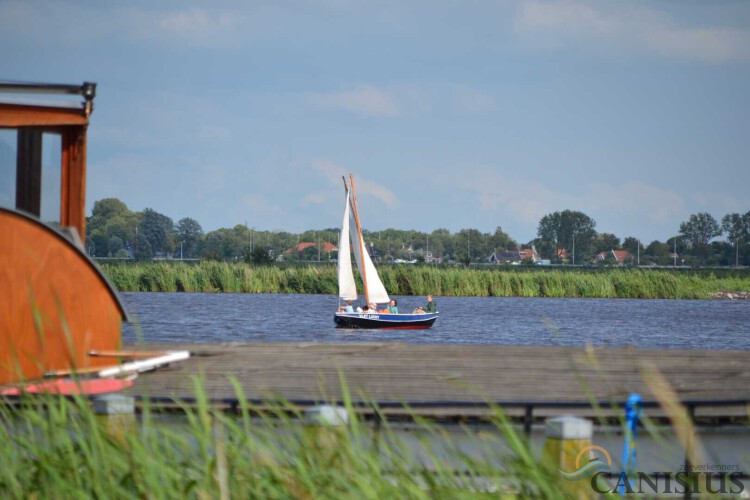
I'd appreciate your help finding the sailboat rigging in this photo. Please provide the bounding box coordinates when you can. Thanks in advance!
[334,174,438,330]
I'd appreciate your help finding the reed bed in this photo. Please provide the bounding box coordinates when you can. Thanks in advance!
[100,262,750,299]
[0,386,570,499]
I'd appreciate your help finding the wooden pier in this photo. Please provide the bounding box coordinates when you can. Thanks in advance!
[123,342,750,421]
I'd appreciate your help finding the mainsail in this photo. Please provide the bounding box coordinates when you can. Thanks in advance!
[349,227,390,304]
[347,181,390,305]
[337,189,358,301]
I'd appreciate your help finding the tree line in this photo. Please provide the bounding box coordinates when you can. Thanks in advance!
[85,198,750,267]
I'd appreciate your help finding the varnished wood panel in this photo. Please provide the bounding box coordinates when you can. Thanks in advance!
[60,127,87,242]
[0,208,126,384]
[0,102,88,128]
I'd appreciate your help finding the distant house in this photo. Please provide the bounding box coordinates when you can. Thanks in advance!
[284,241,337,259]
[595,249,633,264]
[556,248,570,260]
[424,251,442,264]
[488,246,539,265]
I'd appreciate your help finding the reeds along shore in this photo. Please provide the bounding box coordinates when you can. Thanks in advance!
[99,262,750,299]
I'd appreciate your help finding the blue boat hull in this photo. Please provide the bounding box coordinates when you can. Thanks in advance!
[333,312,438,330]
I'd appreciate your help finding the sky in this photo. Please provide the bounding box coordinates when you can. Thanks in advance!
[1,0,749,244]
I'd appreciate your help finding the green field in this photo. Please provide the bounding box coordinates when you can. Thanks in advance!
[99,262,750,299]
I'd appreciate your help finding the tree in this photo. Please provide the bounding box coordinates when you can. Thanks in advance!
[488,226,516,252]
[679,212,721,265]
[622,237,644,261]
[645,240,671,266]
[721,212,750,243]
[537,210,597,262]
[245,246,274,265]
[721,212,750,266]
[133,235,152,261]
[108,235,124,256]
[140,208,175,256]
[88,198,129,232]
[595,233,620,253]
[175,217,203,258]
[679,212,720,246]
[86,198,134,256]
[457,228,483,264]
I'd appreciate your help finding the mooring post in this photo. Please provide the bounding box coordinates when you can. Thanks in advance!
[542,416,595,498]
[303,404,350,465]
[93,394,136,439]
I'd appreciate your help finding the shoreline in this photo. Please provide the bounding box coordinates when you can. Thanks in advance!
[711,291,750,300]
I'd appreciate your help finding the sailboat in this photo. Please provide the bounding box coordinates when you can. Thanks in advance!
[334,174,438,329]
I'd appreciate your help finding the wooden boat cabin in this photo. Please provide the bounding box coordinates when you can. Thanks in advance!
[0,82,127,385]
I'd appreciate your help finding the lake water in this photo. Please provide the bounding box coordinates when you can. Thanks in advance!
[120,293,750,350]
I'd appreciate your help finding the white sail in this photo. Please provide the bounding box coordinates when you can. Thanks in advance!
[338,190,358,300]
[348,199,390,305]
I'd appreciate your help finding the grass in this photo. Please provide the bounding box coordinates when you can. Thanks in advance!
[3,324,748,498]
[99,262,750,299]
[0,383,572,499]
[3,368,745,499]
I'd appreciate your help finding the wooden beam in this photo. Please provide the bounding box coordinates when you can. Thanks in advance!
[0,102,88,128]
[15,129,42,216]
[61,127,87,243]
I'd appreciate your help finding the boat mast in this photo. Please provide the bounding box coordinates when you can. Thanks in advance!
[348,173,371,307]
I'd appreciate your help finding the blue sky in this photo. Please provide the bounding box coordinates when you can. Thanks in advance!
[1,0,749,243]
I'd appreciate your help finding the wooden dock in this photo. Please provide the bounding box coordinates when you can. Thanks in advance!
[123,342,750,420]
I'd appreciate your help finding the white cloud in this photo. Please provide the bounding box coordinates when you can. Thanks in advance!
[312,159,347,185]
[358,178,400,210]
[308,85,400,117]
[146,7,247,47]
[311,159,399,209]
[515,0,749,62]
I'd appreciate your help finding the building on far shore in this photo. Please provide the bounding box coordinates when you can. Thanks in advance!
[595,249,634,264]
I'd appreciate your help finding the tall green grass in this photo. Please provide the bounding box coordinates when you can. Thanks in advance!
[0,385,571,499]
[100,262,750,299]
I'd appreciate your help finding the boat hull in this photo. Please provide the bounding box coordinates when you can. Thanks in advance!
[333,312,438,330]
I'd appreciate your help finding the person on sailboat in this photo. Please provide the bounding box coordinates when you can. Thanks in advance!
[343,300,354,312]
[387,299,399,314]
[414,294,436,313]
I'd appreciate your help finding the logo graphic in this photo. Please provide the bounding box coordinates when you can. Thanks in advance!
[559,445,612,481]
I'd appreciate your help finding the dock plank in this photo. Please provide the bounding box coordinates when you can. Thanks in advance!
[121,342,750,420]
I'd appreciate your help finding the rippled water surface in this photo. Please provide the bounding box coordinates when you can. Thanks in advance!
[121,293,750,349]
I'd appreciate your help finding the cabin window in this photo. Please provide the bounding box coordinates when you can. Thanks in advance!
[41,133,61,226]
[0,129,62,226]
[0,129,14,210]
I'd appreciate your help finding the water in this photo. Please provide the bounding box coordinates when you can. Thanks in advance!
[120,293,750,350]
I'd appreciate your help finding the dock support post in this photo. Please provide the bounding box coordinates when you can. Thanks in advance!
[303,405,349,469]
[523,405,533,438]
[93,394,135,438]
[542,416,595,498]
[304,405,349,427]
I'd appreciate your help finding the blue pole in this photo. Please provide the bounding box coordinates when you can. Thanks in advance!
[620,393,642,495]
